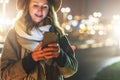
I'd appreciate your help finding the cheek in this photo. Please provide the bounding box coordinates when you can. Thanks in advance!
[29,8,35,15]
[29,6,36,16]
[43,10,49,17]
[29,10,37,21]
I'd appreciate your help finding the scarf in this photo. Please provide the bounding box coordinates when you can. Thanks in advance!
[14,19,51,51]
[14,19,53,65]
[14,19,60,80]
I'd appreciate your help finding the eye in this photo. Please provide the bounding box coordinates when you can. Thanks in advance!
[33,4,39,7]
[32,3,39,7]
[42,4,49,9]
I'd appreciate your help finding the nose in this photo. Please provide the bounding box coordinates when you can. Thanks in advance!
[37,7,42,12]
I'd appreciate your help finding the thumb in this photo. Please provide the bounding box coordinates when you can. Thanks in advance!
[34,42,43,51]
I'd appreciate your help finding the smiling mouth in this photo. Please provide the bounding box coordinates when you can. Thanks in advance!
[35,14,43,18]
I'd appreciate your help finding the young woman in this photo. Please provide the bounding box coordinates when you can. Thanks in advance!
[1,0,78,80]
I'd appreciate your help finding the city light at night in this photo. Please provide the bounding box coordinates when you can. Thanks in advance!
[1,1,120,80]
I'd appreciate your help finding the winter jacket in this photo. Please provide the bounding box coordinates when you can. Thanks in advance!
[0,27,78,80]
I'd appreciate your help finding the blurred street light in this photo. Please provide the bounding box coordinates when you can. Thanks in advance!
[61,7,71,22]
[0,0,10,42]
[93,12,102,18]
[0,0,9,17]
[67,14,73,20]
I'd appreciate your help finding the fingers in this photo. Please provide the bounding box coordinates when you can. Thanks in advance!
[32,43,60,62]
[44,43,60,53]
[32,50,45,62]
[32,50,59,62]
[42,43,60,58]
[44,52,59,59]
[34,42,43,51]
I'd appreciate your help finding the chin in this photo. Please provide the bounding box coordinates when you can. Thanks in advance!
[34,20,41,23]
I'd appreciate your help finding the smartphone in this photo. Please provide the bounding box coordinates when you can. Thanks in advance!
[41,32,58,49]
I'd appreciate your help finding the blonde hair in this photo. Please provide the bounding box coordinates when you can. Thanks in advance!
[17,0,65,37]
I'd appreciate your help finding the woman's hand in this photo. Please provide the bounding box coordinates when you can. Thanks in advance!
[32,42,46,62]
[32,42,60,62]
[43,43,60,59]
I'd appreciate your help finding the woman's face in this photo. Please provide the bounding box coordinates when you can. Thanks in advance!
[29,0,49,23]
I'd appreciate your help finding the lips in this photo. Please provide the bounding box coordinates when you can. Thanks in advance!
[35,14,43,17]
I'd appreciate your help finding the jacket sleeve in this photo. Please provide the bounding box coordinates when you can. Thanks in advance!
[55,36,78,78]
[0,29,27,80]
